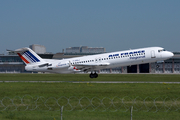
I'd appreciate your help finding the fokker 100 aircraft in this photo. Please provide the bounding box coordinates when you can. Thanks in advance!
[10,47,174,78]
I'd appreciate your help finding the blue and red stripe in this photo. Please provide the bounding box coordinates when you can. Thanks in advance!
[23,51,40,63]
[26,51,40,62]
[17,53,30,64]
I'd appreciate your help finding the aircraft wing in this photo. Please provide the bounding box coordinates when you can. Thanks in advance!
[73,63,110,72]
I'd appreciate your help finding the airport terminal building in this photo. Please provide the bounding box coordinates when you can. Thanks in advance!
[0,45,180,74]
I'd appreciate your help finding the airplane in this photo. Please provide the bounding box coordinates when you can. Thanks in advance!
[9,47,174,78]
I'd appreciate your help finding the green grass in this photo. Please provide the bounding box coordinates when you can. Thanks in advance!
[0,82,179,98]
[0,73,180,82]
[0,74,180,120]
[0,111,180,120]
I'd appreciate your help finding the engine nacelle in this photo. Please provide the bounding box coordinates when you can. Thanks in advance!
[25,65,38,71]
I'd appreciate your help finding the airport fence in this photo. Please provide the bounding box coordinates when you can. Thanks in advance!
[0,95,180,112]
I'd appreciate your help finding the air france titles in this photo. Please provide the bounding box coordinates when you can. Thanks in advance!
[108,50,145,60]
[129,50,145,59]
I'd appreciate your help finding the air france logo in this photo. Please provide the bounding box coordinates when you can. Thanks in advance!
[121,50,145,56]
[108,54,119,57]
[108,50,145,60]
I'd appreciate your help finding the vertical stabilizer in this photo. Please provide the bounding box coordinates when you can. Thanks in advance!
[15,48,44,65]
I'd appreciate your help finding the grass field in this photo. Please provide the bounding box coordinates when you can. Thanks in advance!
[0,111,180,120]
[0,73,180,82]
[0,73,180,120]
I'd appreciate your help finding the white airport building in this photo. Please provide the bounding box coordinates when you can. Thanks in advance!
[66,46,105,54]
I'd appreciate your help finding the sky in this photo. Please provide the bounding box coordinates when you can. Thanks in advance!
[0,0,180,54]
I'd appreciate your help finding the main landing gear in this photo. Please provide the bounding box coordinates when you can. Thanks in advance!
[89,72,98,78]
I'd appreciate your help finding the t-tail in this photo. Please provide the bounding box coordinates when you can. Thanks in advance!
[9,48,44,65]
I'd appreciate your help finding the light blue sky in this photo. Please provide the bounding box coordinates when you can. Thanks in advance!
[0,0,180,54]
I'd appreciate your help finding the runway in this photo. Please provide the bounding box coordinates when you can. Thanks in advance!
[0,81,180,84]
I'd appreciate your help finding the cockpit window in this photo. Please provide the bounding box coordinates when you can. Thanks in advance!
[158,49,166,52]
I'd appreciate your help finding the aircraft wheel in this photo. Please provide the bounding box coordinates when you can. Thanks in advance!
[89,73,94,78]
[89,73,98,78]
[94,73,98,78]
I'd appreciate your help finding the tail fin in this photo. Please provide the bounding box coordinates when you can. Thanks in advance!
[14,48,44,65]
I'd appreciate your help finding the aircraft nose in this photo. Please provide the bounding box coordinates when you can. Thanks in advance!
[162,51,174,59]
[168,52,174,58]
[170,52,174,57]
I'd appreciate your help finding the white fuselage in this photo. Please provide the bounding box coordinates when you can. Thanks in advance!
[25,47,174,73]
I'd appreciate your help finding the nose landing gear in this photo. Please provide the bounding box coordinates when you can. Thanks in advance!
[89,72,98,78]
